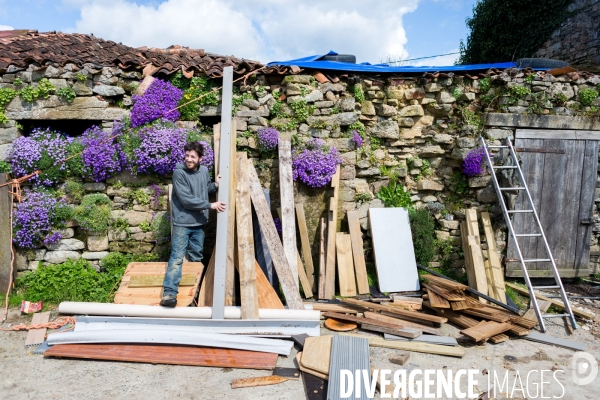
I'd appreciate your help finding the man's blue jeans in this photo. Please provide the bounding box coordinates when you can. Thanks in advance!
[163,225,205,297]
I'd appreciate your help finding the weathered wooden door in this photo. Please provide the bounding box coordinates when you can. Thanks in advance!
[506,130,598,278]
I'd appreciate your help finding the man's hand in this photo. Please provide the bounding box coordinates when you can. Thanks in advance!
[215,174,222,187]
[211,202,226,212]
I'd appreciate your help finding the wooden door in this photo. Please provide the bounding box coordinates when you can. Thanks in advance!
[506,132,598,278]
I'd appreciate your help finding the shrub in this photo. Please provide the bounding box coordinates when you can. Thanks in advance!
[80,126,122,182]
[170,73,219,121]
[12,190,73,248]
[257,127,279,152]
[409,208,436,266]
[74,194,112,233]
[377,180,413,209]
[292,138,342,188]
[130,79,182,127]
[579,88,599,106]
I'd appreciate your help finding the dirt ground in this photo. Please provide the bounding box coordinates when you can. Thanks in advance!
[1,300,599,399]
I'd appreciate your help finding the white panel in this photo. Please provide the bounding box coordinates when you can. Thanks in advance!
[368,208,420,292]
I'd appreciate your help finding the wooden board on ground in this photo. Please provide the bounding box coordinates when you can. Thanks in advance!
[335,233,357,297]
[420,274,469,291]
[231,376,289,389]
[460,321,513,342]
[368,207,420,293]
[323,312,422,338]
[44,343,277,369]
[342,298,447,324]
[304,302,366,314]
[279,137,298,284]
[115,262,203,306]
[505,282,594,319]
[236,152,259,319]
[340,333,465,358]
[421,282,465,301]
[429,305,509,344]
[324,166,340,299]
[248,162,303,309]
[24,311,50,347]
[393,296,423,310]
[129,274,196,288]
[523,300,551,322]
[363,311,442,336]
[297,352,328,380]
[347,210,369,294]
[318,217,327,299]
[301,336,333,375]
[481,212,507,303]
[426,288,451,309]
[296,204,316,292]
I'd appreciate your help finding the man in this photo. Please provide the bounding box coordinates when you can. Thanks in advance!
[160,141,226,307]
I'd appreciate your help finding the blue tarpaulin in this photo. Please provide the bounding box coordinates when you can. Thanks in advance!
[267,51,518,73]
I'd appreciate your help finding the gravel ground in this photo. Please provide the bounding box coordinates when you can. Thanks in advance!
[1,304,599,399]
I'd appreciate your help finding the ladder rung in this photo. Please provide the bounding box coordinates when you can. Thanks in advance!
[487,145,509,148]
[542,314,570,318]
[499,187,526,190]
[515,234,542,237]
[492,166,518,169]
[523,259,552,262]
[532,286,560,290]
[507,210,533,213]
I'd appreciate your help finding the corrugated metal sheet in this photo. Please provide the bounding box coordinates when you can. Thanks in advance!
[327,335,370,400]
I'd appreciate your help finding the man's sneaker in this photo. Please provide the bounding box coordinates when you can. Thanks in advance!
[160,294,177,308]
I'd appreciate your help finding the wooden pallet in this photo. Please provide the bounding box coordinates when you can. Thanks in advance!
[114,262,204,306]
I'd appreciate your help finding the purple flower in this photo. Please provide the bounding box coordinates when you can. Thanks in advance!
[462,147,486,177]
[351,130,363,148]
[273,217,282,236]
[129,122,187,175]
[198,141,215,170]
[80,126,122,182]
[8,136,41,178]
[130,79,183,127]
[292,138,342,188]
[12,190,71,249]
[257,127,279,151]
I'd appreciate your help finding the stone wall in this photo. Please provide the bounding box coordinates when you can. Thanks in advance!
[536,0,600,71]
[3,62,600,278]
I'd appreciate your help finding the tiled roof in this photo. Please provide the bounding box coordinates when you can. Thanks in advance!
[0,30,289,77]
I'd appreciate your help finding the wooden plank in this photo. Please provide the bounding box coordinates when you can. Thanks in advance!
[231,376,289,389]
[129,274,196,288]
[341,298,447,324]
[421,282,466,301]
[460,222,476,290]
[347,210,369,294]
[296,352,328,380]
[335,233,357,297]
[389,352,410,365]
[523,300,551,322]
[301,336,332,375]
[247,162,303,309]
[460,321,513,342]
[392,296,423,310]
[324,166,340,299]
[45,344,278,370]
[516,128,600,141]
[460,308,511,322]
[468,236,489,304]
[213,123,220,176]
[198,251,215,307]
[340,333,466,358]
[428,305,510,344]
[254,261,284,309]
[420,274,469,291]
[304,302,366,314]
[426,288,451,308]
[481,212,507,303]
[323,312,422,338]
[575,140,598,273]
[297,251,314,299]
[318,217,327,299]
[369,208,420,292]
[236,152,259,319]
[24,311,50,347]
[363,312,442,335]
[505,282,594,319]
[225,120,238,307]
[296,204,316,291]
[279,137,298,284]
[213,66,234,319]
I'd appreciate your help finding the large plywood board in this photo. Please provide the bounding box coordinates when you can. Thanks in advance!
[368,208,419,292]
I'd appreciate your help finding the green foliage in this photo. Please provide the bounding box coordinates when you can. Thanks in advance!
[110,217,130,235]
[458,0,575,64]
[353,84,365,103]
[552,92,568,106]
[377,180,413,209]
[331,107,340,114]
[289,99,314,122]
[409,208,436,266]
[0,160,11,173]
[76,73,88,82]
[0,87,18,108]
[57,86,76,103]
[74,194,112,233]
[355,192,372,203]
[139,221,151,232]
[232,92,253,113]
[579,88,599,106]
[37,78,56,98]
[449,172,469,195]
[524,74,535,84]
[13,78,23,86]
[64,180,84,202]
[348,121,366,139]
[130,189,150,205]
[150,212,171,245]
[171,73,219,121]
[270,100,284,118]
[113,180,123,190]
[436,238,455,269]
[508,85,531,99]
[370,136,381,150]
[461,108,483,129]
[452,88,463,101]
[478,78,491,93]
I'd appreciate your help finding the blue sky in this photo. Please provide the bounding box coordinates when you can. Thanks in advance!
[0,0,477,66]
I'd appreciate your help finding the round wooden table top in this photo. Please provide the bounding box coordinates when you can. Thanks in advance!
[324,318,357,332]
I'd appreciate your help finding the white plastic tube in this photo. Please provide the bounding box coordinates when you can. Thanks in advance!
[58,302,320,320]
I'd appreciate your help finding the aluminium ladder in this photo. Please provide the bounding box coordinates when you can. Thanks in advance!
[479,136,577,332]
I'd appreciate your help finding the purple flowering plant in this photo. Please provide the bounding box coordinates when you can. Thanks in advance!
[12,190,73,249]
[185,127,215,170]
[292,138,342,188]
[130,79,183,128]
[257,127,279,152]
[79,126,122,182]
[462,147,487,177]
[351,129,363,148]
